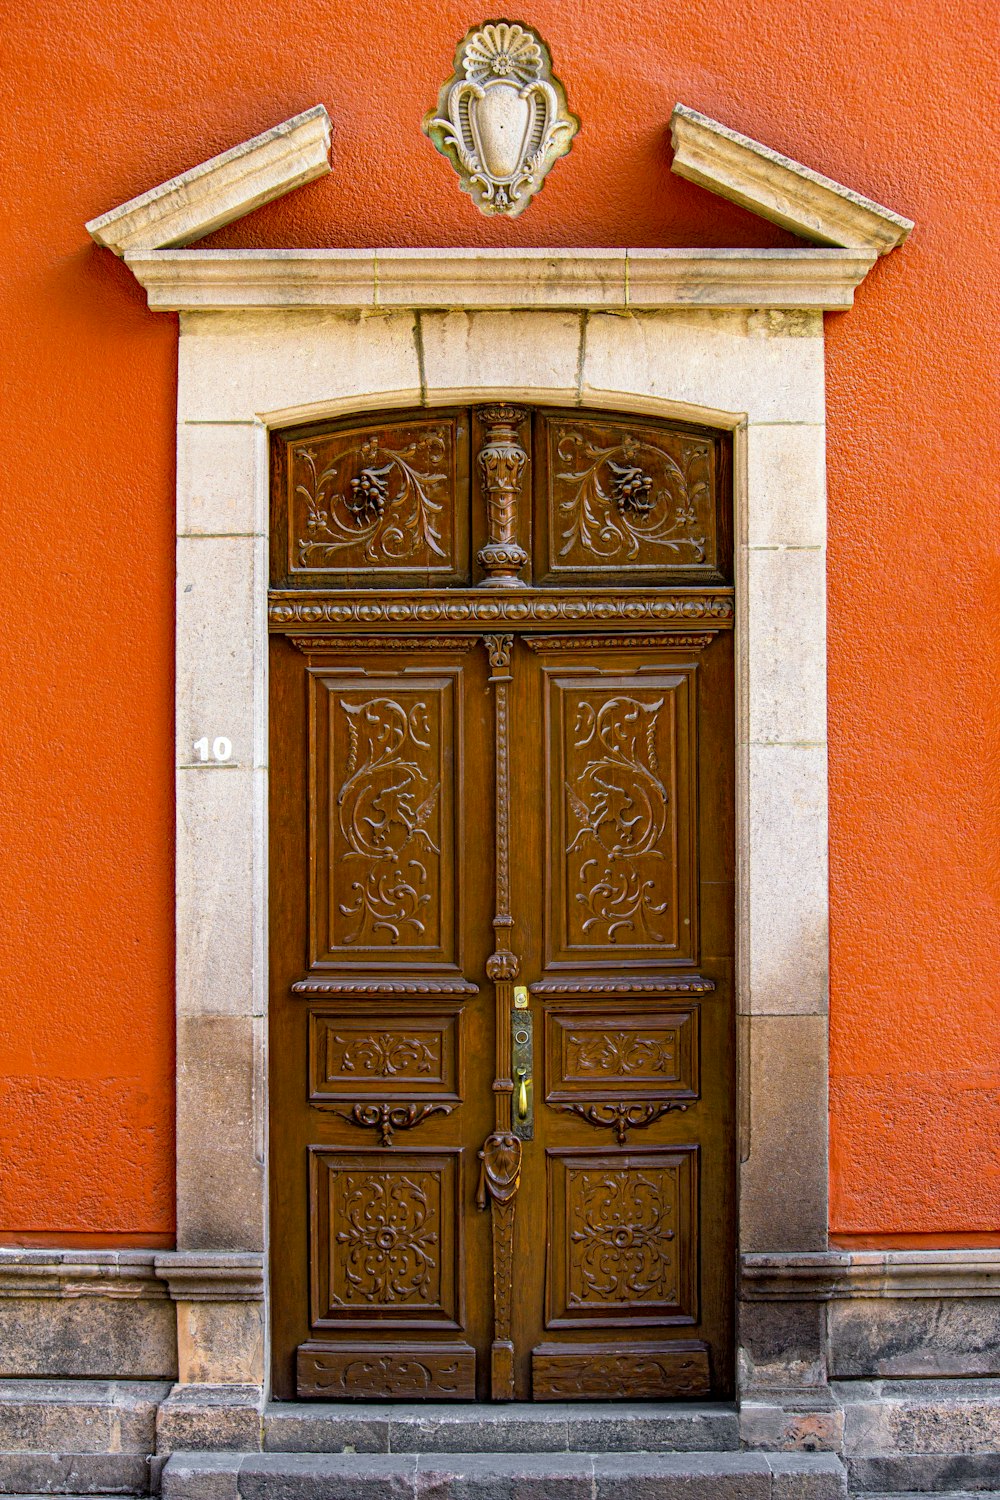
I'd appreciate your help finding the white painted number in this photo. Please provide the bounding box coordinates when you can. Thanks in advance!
[193,736,233,763]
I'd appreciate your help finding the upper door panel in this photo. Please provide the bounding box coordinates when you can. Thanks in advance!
[271,405,731,592]
[533,409,731,585]
[272,409,471,588]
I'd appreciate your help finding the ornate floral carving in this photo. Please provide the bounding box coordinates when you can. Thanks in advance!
[332,1033,436,1078]
[532,1343,709,1400]
[477,409,528,586]
[556,1099,687,1145]
[294,428,449,569]
[339,1354,461,1395]
[567,1166,677,1304]
[566,1031,676,1078]
[424,23,578,218]
[335,696,440,947]
[334,1172,439,1302]
[269,591,735,628]
[565,695,670,945]
[298,1343,475,1399]
[330,1102,454,1147]
[555,428,710,565]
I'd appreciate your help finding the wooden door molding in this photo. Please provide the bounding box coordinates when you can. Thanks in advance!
[169,307,832,1399]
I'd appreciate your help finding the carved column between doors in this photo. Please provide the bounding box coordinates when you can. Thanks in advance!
[477,632,522,1400]
[476,406,529,587]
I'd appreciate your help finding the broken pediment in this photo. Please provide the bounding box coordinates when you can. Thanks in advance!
[670,104,913,256]
[84,98,912,310]
[85,105,332,257]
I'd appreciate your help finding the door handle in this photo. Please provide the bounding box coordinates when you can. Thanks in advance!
[511,1006,533,1141]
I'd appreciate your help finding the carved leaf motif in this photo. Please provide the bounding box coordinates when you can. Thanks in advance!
[334,1033,437,1078]
[331,1102,453,1147]
[556,1100,687,1145]
[336,696,441,947]
[555,428,709,565]
[567,1031,676,1077]
[533,1347,708,1399]
[294,429,449,569]
[567,1166,678,1305]
[339,1355,461,1396]
[334,1172,439,1303]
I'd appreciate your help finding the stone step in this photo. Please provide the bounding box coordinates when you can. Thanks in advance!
[0,1453,149,1495]
[0,1379,170,1494]
[851,1462,1000,1492]
[0,1381,168,1454]
[837,1377,1000,1493]
[162,1448,848,1500]
[262,1399,740,1454]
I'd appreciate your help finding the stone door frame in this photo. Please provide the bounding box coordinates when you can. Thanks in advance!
[171,295,830,1393]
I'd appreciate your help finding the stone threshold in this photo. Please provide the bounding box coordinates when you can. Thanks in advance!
[260,1398,740,1454]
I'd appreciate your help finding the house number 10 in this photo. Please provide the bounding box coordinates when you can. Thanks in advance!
[192,736,233,763]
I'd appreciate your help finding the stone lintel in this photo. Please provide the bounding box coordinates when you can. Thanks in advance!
[123,245,876,313]
[86,105,332,257]
[742,1249,1000,1300]
[154,1252,264,1302]
[671,104,913,255]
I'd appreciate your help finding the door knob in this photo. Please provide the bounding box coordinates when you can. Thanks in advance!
[515,1068,529,1119]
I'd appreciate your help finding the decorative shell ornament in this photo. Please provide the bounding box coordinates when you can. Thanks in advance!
[424,21,579,217]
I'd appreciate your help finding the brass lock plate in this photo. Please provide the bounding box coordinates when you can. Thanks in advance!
[511,1006,533,1141]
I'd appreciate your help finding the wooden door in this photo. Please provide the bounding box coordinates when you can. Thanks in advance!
[269,405,735,1402]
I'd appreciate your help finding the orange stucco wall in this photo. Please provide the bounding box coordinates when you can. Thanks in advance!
[1,1,997,1241]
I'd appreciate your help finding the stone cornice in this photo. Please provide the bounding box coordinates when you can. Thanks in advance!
[0,1249,267,1302]
[123,245,877,313]
[86,106,332,257]
[742,1250,1000,1301]
[154,1251,265,1302]
[0,1250,166,1300]
[671,104,913,256]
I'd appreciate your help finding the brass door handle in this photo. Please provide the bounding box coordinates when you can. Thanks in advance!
[511,1009,533,1140]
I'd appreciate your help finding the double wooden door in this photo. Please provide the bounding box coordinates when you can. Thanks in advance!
[268,404,735,1402]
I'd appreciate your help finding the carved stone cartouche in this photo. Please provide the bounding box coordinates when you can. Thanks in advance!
[476,406,529,587]
[424,22,579,218]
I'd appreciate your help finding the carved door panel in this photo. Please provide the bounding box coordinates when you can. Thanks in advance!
[269,634,497,1400]
[269,405,734,1403]
[506,633,735,1400]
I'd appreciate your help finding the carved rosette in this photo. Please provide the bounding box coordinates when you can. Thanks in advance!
[477,407,529,587]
